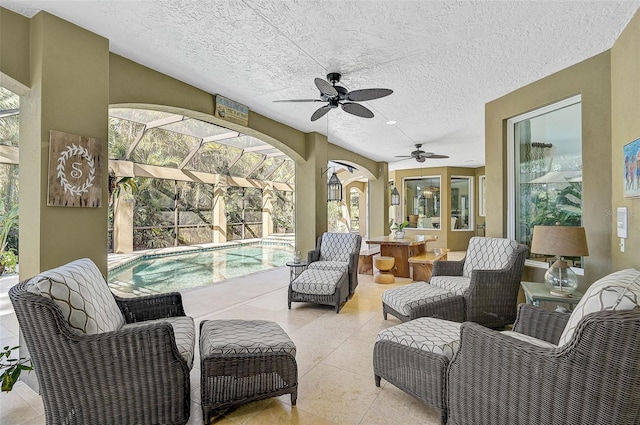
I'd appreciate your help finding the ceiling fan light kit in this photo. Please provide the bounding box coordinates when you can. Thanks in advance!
[275,73,393,121]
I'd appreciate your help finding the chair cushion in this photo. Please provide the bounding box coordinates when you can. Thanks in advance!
[463,237,520,277]
[382,282,454,316]
[122,316,195,368]
[376,317,461,361]
[307,260,348,274]
[558,268,640,347]
[200,319,296,356]
[291,268,344,295]
[26,258,125,335]
[501,331,557,349]
[430,276,471,295]
[319,232,359,262]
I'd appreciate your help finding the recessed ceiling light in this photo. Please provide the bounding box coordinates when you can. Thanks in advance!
[386,120,397,125]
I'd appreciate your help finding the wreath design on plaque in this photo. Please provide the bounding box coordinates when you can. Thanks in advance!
[56,144,96,196]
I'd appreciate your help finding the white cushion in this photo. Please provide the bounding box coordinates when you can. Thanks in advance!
[558,268,640,347]
[200,319,296,356]
[376,317,461,360]
[382,282,454,316]
[430,276,471,295]
[291,268,344,295]
[27,258,125,335]
[501,331,557,349]
[123,316,195,368]
[463,237,520,277]
[307,260,348,274]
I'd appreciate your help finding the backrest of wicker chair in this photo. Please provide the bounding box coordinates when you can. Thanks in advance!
[319,232,361,262]
[462,237,521,278]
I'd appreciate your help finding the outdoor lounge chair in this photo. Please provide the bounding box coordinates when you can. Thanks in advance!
[307,232,362,297]
[374,268,640,425]
[9,258,195,425]
[381,237,527,328]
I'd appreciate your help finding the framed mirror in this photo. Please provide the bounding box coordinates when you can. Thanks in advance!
[403,176,441,229]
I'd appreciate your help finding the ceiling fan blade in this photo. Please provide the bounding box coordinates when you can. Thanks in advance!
[394,155,413,158]
[311,105,333,122]
[341,102,374,118]
[273,99,322,103]
[425,154,450,159]
[314,78,338,97]
[346,88,393,102]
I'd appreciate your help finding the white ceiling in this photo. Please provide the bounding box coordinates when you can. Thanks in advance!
[2,0,638,170]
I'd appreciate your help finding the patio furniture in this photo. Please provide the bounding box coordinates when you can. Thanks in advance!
[307,232,362,297]
[9,258,195,425]
[288,267,349,313]
[374,256,395,284]
[199,319,297,422]
[382,237,527,328]
[374,268,640,425]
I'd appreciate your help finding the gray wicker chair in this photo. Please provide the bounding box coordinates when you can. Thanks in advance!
[382,237,527,328]
[9,258,194,425]
[307,232,362,297]
[448,304,640,425]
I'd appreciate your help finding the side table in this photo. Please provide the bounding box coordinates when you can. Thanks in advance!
[521,281,583,311]
[286,261,307,282]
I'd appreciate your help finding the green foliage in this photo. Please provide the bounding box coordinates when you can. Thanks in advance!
[1,346,32,392]
[390,220,410,232]
[0,250,17,273]
[0,201,18,254]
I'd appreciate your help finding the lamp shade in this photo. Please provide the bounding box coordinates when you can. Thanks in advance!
[327,172,342,202]
[530,225,589,257]
[390,187,400,206]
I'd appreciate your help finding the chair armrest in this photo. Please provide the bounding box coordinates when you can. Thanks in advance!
[513,303,570,344]
[114,292,186,323]
[432,260,464,277]
[307,248,320,264]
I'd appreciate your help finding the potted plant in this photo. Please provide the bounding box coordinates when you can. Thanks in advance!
[1,345,32,392]
[390,220,409,239]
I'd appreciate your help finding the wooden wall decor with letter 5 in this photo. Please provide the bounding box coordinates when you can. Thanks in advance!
[47,130,102,208]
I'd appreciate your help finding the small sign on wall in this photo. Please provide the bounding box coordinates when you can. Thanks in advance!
[47,130,102,207]
[214,95,249,126]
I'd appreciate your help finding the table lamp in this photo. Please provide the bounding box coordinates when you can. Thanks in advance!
[530,224,589,297]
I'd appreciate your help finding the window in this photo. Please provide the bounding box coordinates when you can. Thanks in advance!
[450,176,473,230]
[403,177,441,229]
[507,95,583,266]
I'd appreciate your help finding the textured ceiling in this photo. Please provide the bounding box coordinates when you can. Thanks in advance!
[2,0,639,170]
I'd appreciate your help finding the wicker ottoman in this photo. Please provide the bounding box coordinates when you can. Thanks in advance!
[381,281,465,322]
[288,268,349,313]
[199,319,298,422]
[373,317,462,425]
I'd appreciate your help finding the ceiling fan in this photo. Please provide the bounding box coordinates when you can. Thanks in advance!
[395,144,450,162]
[274,73,393,121]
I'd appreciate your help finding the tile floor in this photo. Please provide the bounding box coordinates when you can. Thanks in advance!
[0,253,464,425]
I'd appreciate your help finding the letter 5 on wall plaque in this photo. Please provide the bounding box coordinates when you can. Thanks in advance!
[47,130,102,207]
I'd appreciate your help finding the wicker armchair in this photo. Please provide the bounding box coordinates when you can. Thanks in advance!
[382,237,527,328]
[447,304,640,425]
[9,258,194,425]
[307,232,362,297]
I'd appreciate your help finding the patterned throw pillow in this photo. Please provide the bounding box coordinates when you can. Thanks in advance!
[557,268,640,347]
[27,258,125,334]
[462,237,520,277]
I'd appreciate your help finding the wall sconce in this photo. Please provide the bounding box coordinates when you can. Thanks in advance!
[390,187,400,206]
[322,167,343,202]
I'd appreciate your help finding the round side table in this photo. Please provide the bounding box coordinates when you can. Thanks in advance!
[286,261,307,282]
[374,256,395,284]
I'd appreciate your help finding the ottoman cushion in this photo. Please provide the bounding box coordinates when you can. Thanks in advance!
[376,317,461,360]
[429,276,471,295]
[291,268,344,295]
[382,282,455,317]
[200,319,296,356]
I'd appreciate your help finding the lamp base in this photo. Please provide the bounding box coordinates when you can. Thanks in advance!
[549,289,573,298]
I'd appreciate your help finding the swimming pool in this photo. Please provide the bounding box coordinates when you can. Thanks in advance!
[108,243,293,294]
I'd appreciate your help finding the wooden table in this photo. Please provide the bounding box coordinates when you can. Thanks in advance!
[408,249,449,282]
[365,235,437,278]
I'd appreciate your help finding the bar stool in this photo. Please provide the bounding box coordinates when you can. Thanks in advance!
[374,256,395,284]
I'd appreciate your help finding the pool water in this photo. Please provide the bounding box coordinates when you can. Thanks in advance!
[108,243,293,294]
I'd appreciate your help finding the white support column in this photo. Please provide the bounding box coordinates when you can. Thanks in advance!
[262,182,274,237]
[213,180,227,243]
